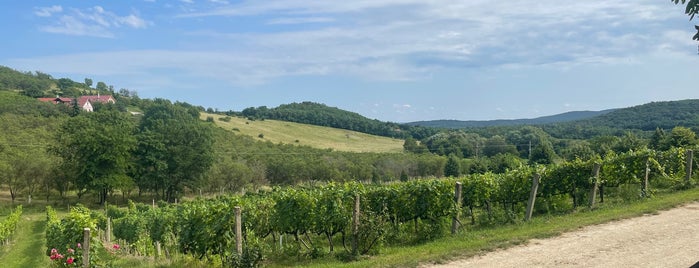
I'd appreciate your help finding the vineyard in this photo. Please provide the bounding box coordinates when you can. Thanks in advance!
[1,147,694,267]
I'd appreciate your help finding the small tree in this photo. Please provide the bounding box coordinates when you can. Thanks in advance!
[444,154,461,177]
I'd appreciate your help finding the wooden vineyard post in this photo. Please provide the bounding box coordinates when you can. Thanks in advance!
[451,182,462,234]
[351,193,360,255]
[687,150,694,185]
[525,174,540,222]
[235,206,242,255]
[83,228,90,268]
[106,217,111,243]
[589,163,601,207]
[642,159,650,197]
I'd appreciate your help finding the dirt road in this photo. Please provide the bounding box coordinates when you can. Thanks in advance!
[427,202,699,268]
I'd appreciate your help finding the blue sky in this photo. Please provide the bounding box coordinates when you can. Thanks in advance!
[0,1,697,122]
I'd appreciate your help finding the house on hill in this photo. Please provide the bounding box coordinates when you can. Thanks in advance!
[77,95,116,112]
[37,95,116,112]
[37,97,73,104]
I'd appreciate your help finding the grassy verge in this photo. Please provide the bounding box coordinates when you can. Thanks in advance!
[289,187,699,268]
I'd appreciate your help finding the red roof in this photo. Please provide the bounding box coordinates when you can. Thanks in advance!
[37,97,74,104]
[77,95,115,107]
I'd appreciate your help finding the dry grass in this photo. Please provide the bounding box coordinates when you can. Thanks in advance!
[202,113,404,153]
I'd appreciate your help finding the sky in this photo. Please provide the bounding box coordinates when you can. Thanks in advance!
[0,1,697,122]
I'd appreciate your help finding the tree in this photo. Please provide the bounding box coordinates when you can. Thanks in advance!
[135,99,214,202]
[530,141,556,164]
[668,126,698,148]
[672,0,699,45]
[649,127,667,150]
[84,78,93,88]
[0,114,59,202]
[57,78,77,91]
[403,137,428,153]
[52,109,136,204]
[482,135,517,157]
[96,81,108,93]
[613,132,647,152]
[444,154,461,177]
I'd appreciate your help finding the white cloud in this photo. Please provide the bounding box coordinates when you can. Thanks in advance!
[40,15,115,38]
[34,5,62,17]
[267,17,334,25]
[22,0,696,88]
[35,6,151,37]
[171,0,688,79]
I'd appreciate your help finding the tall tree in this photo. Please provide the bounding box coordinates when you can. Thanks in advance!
[52,109,136,204]
[135,99,214,202]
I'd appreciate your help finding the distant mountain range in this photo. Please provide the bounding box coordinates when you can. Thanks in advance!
[406,109,618,128]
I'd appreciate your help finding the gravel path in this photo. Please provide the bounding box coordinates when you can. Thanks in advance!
[427,202,699,268]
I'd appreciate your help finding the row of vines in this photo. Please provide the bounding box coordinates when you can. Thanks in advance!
[44,147,697,267]
[0,205,22,245]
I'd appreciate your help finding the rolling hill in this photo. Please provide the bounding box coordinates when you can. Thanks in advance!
[202,113,405,153]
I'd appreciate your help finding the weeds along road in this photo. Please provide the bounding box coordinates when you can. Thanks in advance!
[427,202,699,268]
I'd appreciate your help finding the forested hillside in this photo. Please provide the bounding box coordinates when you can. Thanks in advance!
[577,100,699,131]
[236,101,439,139]
[408,110,616,128]
[0,66,54,97]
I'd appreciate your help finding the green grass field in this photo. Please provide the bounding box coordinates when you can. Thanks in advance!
[202,113,405,153]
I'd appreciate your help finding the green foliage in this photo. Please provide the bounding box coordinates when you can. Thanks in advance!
[239,101,438,139]
[0,114,60,201]
[45,205,100,256]
[483,135,518,157]
[0,205,22,244]
[421,131,485,157]
[51,109,136,204]
[0,66,53,97]
[444,155,461,177]
[672,0,699,41]
[0,91,70,117]
[135,99,214,202]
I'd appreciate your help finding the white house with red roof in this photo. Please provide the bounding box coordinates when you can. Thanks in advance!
[76,95,116,112]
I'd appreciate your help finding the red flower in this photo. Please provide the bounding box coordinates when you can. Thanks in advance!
[113,244,120,250]
[66,257,74,264]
